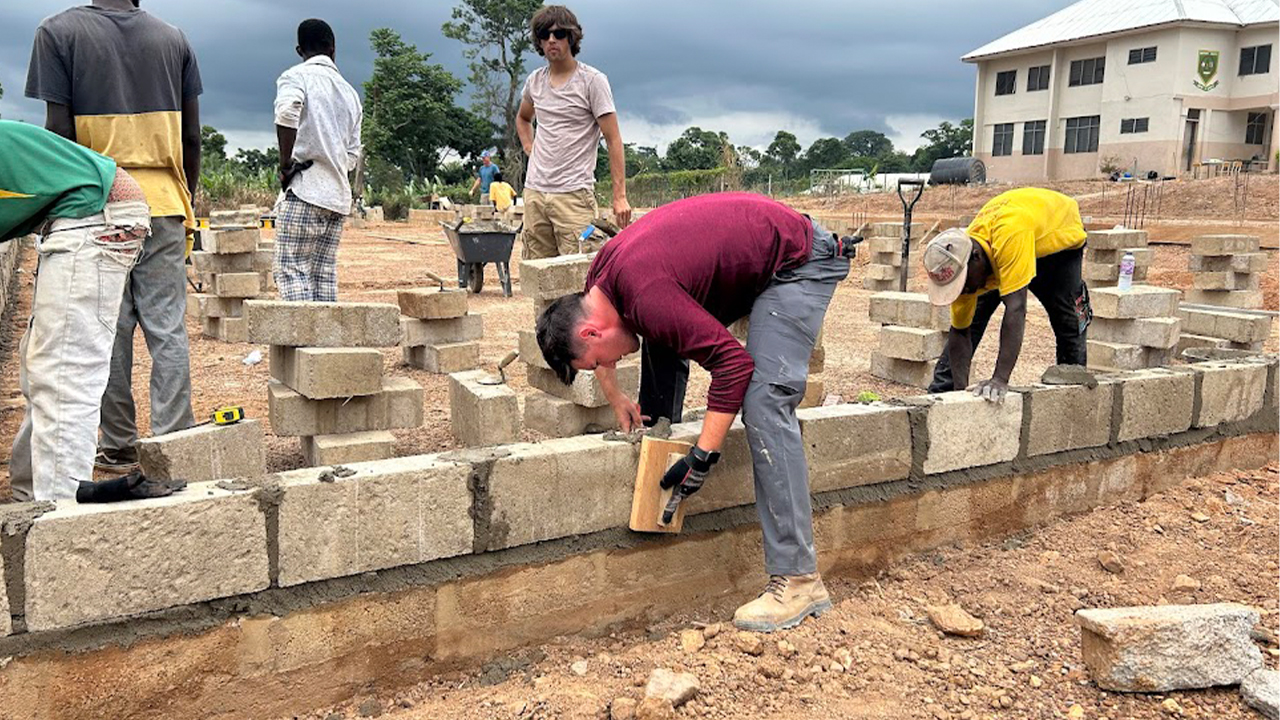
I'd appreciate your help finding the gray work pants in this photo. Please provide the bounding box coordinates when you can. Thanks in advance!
[743,221,849,575]
[98,216,195,451]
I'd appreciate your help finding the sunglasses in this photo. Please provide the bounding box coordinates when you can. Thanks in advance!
[536,28,571,41]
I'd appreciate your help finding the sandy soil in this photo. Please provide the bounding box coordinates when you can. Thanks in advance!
[300,463,1280,720]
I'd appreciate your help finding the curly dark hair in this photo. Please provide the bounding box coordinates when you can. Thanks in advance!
[531,5,583,57]
[536,293,587,384]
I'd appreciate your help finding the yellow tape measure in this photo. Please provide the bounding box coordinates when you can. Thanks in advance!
[210,406,245,425]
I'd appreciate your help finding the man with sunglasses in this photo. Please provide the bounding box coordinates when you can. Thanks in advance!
[516,5,631,260]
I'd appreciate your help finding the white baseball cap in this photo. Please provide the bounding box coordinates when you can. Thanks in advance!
[921,228,974,306]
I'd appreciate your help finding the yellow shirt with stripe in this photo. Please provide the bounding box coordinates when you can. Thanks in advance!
[951,188,1086,329]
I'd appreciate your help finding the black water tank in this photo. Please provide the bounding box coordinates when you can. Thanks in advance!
[929,157,986,185]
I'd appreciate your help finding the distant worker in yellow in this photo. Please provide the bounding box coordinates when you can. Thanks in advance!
[488,171,516,211]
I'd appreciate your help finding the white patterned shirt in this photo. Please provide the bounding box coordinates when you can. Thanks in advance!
[274,55,363,215]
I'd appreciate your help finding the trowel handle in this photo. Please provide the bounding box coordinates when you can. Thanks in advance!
[424,270,446,290]
[498,350,519,371]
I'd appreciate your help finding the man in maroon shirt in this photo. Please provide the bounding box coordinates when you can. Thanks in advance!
[536,192,850,632]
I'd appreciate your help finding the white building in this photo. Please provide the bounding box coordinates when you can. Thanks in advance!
[964,0,1279,181]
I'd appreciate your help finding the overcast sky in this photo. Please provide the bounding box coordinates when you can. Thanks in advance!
[0,1,1065,155]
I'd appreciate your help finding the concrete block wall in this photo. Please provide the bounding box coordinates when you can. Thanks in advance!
[1087,286,1181,372]
[0,356,1273,640]
[869,291,947,388]
[189,214,274,343]
[1186,234,1263,309]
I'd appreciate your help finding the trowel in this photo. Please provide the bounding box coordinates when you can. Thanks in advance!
[477,350,519,386]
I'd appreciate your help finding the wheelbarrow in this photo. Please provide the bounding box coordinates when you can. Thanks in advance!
[439,219,518,297]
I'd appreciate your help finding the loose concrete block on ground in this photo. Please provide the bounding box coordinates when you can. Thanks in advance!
[397,288,468,320]
[1022,382,1115,457]
[23,484,269,630]
[870,352,936,388]
[868,291,949,330]
[448,370,520,447]
[203,228,259,254]
[519,253,594,301]
[403,342,480,373]
[1241,668,1279,720]
[275,456,473,586]
[1076,604,1262,692]
[865,264,899,281]
[527,364,640,408]
[1188,360,1268,427]
[1090,317,1180,349]
[270,346,384,399]
[1113,368,1194,442]
[301,430,397,466]
[187,293,244,319]
[1183,288,1264,309]
[797,403,912,492]
[920,391,1023,475]
[268,378,424,436]
[202,316,249,343]
[138,419,266,482]
[400,313,483,347]
[213,272,262,298]
[878,325,945,362]
[209,208,258,228]
[246,300,402,347]
[1190,234,1260,256]
[523,391,618,437]
[1090,285,1180,319]
[1178,307,1271,344]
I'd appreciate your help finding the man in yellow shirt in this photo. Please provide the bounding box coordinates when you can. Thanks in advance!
[488,171,516,211]
[921,187,1091,402]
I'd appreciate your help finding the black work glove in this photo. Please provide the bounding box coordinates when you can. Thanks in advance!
[659,446,720,524]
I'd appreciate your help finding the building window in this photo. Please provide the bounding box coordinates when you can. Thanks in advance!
[1128,46,1157,64]
[1068,57,1106,86]
[995,70,1017,96]
[1022,120,1046,155]
[1240,44,1272,75]
[1120,117,1150,134]
[1064,116,1100,153]
[992,123,1015,156]
[1027,64,1050,91]
[1246,112,1267,144]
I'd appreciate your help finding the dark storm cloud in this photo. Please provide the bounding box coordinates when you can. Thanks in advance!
[0,0,1065,152]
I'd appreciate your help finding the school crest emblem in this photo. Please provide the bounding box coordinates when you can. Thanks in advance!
[1194,50,1220,91]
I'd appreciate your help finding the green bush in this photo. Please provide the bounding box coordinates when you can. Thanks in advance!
[440,183,472,206]
[383,192,413,221]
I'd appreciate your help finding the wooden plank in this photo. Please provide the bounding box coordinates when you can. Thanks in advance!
[628,437,693,534]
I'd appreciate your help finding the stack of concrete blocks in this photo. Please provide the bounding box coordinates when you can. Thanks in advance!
[1186,234,1264,309]
[246,300,424,467]
[1177,306,1274,354]
[1087,286,1182,371]
[1082,228,1153,287]
[727,316,828,408]
[397,286,482,373]
[457,204,496,222]
[517,253,640,437]
[189,208,273,343]
[861,222,920,292]
[868,291,950,388]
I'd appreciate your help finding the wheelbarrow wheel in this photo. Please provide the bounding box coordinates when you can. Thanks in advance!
[467,263,485,294]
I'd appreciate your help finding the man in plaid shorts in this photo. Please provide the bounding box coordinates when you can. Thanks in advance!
[273,18,362,301]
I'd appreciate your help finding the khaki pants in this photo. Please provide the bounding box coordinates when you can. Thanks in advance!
[520,187,599,260]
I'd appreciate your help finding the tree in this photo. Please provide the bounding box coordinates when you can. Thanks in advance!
[201,125,228,169]
[442,0,542,190]
[233,147,280,175]
[912,118,973,171]
[843,130,893,159]
[736,146,764,170]
[363,28,491,181]
[802,137,848,171]
[765,130,801,170]
[663,126,727,171]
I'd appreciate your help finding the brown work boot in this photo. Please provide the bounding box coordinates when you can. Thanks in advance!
[732,573,832,632]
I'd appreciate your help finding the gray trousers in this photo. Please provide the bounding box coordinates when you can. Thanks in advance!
[98,216,195,451]
[743,221,849,575]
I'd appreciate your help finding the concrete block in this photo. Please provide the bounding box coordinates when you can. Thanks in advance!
[866,236,901,254]
[397,288,468,320]
[268,378,424,436]
[519,253,593,300]
[868,291,949,330]
[202,316,249,343]
[809,344,826,374]
[519,329,551,369]
[209,208,259,228]
[879,325,945,361]
[1088,340,1153,371]
[799,377,825,409]
[527,364,640,408]
[523,390,618,437]
[1178,307,1272,344]
[400,313,484,347]
[1023,382,1115,457]
[1193,271,1259,291]
[192,250,258,275]
[870,251,902,267]
[1241,668,1279,720]
[921,391,1023,475]
[245,300,402,347]
[403,342,480,373]
[138,419,266,482]
[865,264,900,281]
[1090,285,1180,319]
[1086,228,1148,250]
[203,227,259,254]
[23,485,269,630]
[269,346,384,398]
[187,293,243,319]
[1176,333,1231,355]
[275,456,473,586]
[1189,252,1268,274]
[862,277,898,292]
[1090,316,1180,349]
[1190,234,1260,256]
[1189,360,1268,427]
[1114,368,1194,442]
[300,430,397,467]
[448,370,520,446]
[1083,262,1119,283]
[797,403,912,491]
[1183,288,1263,309]
[1076,604,1262,692]
[485,436,637,549]
[870,352,936,388]
[213,272,262,298]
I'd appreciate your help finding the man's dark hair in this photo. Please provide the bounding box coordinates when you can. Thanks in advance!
[298,19,336,56]
[493,170,503,182]
[531,5,583,57]
[536,293,586,385]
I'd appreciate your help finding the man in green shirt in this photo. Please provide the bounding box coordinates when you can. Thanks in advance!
[1,121,178,503]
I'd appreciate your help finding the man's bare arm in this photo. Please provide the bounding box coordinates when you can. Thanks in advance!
[596,112,631,227]
[44,102,75,141]
[516,97,536,156]
[946,327,974,390]
[181,97,202,198]
[991,289,1027,384]
[696,410,733,453]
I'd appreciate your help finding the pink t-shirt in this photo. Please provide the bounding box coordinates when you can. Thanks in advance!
[522,62,616,194]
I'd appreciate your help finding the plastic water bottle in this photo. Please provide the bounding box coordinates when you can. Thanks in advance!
[1118,251,1136,291]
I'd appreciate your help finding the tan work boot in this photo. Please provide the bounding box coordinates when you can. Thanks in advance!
[733,573,832,632]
